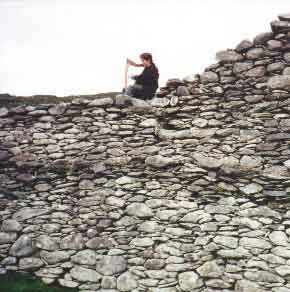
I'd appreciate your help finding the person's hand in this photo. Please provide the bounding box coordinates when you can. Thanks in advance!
[126,58,133,65]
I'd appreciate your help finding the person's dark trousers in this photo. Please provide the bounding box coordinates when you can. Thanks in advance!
[122,84,156,101]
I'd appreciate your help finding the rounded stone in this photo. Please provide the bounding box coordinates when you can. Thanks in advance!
[235,39,253,52]
[200,71,219,84]
[176,86,190,96]
[117,272,138,292]
[126,203,153,218]
[0,107,9,117]
[246,48,265,59]
[239,183,263,195]
[216,50,244,63]
[130,237,154,247]
[178,271,203,291]
[48,104,67,115]
[253,32,274,45]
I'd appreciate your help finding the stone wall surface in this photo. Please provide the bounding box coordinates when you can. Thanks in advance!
[1,14,290,292]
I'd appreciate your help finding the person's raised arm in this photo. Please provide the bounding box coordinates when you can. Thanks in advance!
[127,58,143,67]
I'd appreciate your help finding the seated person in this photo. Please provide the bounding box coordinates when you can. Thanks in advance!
[123,52,159,100]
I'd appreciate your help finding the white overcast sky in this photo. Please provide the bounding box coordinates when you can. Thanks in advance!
[0,0,289,96]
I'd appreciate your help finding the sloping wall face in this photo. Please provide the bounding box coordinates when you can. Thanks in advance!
[1,14,290,292]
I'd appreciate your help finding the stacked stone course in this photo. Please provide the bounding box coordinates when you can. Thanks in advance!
[1,13,290,292]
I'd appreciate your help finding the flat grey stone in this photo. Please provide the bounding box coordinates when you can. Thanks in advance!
[12,208,50,221]
[19,257,44,271]
[0,232,17,244]
[40,250,72,264]
[126,203,153,218]
[70,265,102,282]
[239,237,272,249]
[244,270,284,283]
[59,234,84,250]
[235,279,266,292]
[35,235,58,251]
[71,250,96,265]
[145,155,180,168]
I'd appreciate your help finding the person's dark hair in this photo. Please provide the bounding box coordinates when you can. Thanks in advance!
[140,52,154,65]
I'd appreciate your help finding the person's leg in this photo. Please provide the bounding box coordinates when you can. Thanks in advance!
[123,84,147,100]
[131,84,145,99]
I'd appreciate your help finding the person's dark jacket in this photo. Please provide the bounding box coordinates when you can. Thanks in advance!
[133,64,159,99]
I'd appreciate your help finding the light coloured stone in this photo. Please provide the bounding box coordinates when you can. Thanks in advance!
[126,203,153,218]
[70,266,102,282]
[178,271,203,291]
[96,255,127,276]
[71,249,96,265]
[117,272,138,292]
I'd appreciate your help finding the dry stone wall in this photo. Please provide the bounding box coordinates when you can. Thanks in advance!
[1,13,290,292]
